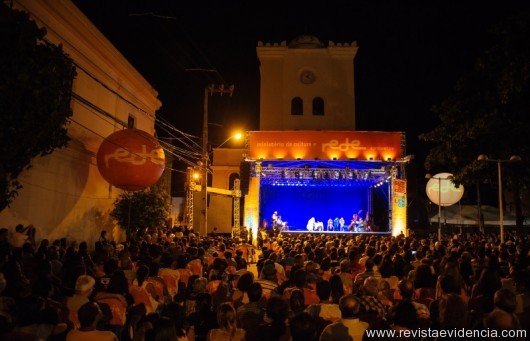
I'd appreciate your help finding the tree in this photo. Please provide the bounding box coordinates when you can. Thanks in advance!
[420,11,530,226]
[0,4,76,210]
[110,183,171,236]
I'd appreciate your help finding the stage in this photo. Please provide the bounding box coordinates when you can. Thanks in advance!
[278,230,391,236]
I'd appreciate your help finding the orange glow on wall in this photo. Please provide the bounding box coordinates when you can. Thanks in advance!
[247,131,404,161]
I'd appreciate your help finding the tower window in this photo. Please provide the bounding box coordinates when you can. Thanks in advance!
[229,173,240,190]
[127,114,136,128]
[312,97,324,116]
[291,97,303,115]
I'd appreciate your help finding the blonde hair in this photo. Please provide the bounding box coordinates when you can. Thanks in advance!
[75,275,95,294]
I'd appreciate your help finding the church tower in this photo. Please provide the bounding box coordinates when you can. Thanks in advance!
[257,35,358,131]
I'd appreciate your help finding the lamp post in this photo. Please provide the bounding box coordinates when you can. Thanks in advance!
[477,155,521,243]
[216,132,242,149]
[425,173,454,241]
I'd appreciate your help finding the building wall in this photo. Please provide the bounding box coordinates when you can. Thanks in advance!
[209,148,246,233]
[257,38,358,131]
[0,0,161,246]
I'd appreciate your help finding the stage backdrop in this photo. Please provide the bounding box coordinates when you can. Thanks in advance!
[260,185,370,231]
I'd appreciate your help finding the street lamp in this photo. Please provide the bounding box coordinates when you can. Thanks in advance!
[216,132,243,149]
[477,154,522,243]
[425,173,454,241]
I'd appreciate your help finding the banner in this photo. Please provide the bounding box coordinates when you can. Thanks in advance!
[392,178,407,236]
[247,131,404,161]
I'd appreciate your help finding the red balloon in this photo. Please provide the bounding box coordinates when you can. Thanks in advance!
[96,129,165,191]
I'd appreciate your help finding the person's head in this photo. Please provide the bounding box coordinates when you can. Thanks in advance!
[75,274,95,296]
[293,269,307,288]
[413,264,433,289]
[484,308,519,331]
[261,263,277,281]
[339,294,361,318]
[193,276,208,294]
[136,265,150,285]
[289,288,306,313]
[364,258,375,270]
[329,274,345,295]
[77,302,103,329]
[103,258,118,275]
[196,292,213,314]
[363,276,379,296]
[340,259,351,273]
[217,302,237,333]
[439,294,468,328]
[146,316,177,341]
[493,288,517,313]
[398,279,415,300]
[236,272,254,292]
[389,300,418,329]
[107,270,129,294]
[290,312,317,341]
[439,275,459,295]
[316,280,331,302]
[247,282,263,302]
[15,224,24,233]
[266,296,289,324]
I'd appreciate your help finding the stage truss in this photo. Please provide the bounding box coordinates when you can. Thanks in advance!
[254,162,395,187]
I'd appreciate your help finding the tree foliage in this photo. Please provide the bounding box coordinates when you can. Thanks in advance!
[420,11,530,190]
[110,183,171,235]
[0,4,76,210]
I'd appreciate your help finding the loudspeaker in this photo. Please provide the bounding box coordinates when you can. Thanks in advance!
[240,161,251,194]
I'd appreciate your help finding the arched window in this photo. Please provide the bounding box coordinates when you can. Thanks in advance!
[312,97,324,115]
[291,97,303,115]
[229,173,240,190]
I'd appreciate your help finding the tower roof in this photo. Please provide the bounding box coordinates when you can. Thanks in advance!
[288,34,325,49]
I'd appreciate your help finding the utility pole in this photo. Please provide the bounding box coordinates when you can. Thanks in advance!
[201,84,234,236]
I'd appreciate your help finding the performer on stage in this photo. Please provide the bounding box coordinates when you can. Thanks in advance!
[315,221,324,231]
[339,217,346,231]
[273,215,284,236]
[271,211,279,226]
[306,217,315,231]
[333,217,340,231]
[364,212,373,232]
[327,218,333,231]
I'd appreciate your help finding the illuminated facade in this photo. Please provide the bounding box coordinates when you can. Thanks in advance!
[0,0,161,245]
[211,35,408,239]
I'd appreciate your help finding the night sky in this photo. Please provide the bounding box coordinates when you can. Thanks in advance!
[73,0,529,201]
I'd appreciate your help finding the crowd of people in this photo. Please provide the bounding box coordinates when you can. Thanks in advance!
[0,223,529,340]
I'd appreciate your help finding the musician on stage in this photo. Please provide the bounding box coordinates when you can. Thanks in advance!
[306,217,315,231]
[326,218,333,231]
[339,217,346,231]
[364,212,373,232]
[271,211,279,226]
[333,217,340,231]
